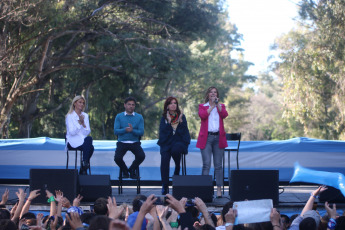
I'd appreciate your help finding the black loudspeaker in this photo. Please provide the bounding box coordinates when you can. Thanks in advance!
[319,186,345,203]
[78,175,112,202]
[230,170,279,205]
[172,175,213,202]
[30,169,78,204]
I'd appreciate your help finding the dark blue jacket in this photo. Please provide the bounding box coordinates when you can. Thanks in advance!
[157,114,191,153]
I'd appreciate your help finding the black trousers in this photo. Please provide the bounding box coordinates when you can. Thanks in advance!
[160,142,186,185]
[114,142,145,172]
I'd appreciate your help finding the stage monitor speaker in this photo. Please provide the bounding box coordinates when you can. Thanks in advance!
[230,170,279,205]
[172,175,213,202]
[79,175,112,202]
[319,186,345,203]
[30,169,78,204]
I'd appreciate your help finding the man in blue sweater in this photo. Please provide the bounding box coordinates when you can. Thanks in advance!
[114,97,145,179]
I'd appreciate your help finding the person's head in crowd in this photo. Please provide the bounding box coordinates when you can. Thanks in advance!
[280,214,290,230]
[221,201,234,223]
[80,212,96,226]
[43,216,63,230]
[301,210,320,230]
[0,209,10,220]
[20,212,37,226]
[336,216,345,230]
[88,215,111,230]
[299,217,317,230]
[290,214,299,223]
[132,195,147,212]
[93,197,108,215]
[0,219,17,230]
[185,205,200,223]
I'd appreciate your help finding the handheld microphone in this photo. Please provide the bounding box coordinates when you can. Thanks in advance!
[214,98,218,104]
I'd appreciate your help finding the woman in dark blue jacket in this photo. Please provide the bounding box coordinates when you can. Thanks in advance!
[157,96,191,195]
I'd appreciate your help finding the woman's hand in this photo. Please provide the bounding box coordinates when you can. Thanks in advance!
[178,110,183,123]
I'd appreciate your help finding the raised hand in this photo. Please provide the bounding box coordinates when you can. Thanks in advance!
[107,196,124,219]
[72,194,83,207]
[28,189,41,202]
[65,212,83,230]
[55,190,63,203]
[0,188,9,205]
[16,188,26,202]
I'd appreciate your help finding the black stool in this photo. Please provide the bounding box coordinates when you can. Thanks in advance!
[66,147,91,174]
[118,167,140,194]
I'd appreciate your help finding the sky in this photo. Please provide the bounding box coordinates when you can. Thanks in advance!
[226,0,300,76]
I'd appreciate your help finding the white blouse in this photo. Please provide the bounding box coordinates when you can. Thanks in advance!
[65,111,91,148]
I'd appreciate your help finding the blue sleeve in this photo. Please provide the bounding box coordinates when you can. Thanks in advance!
[157,117,173,146]
[114,114,126,135]
[132,115,144,137]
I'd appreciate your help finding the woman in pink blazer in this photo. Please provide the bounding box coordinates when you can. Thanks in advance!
[196,86,228,197]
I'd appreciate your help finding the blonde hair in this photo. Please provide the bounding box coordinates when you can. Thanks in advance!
[66,95,85,116]
[204,86,219,103]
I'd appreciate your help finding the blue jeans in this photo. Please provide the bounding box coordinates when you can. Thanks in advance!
[200,134,224,186]
[67,136,94,163]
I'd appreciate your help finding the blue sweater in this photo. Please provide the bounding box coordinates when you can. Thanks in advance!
[114,112,144,142]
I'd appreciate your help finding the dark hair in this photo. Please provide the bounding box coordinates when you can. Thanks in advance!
[132,195,147,212]
[204,86,219,103]
[221,201,234,222]
[201,224,216,230]
[80,212,96,225]
[0,219,17,230]
[162,96,181,120]
[20,212,36,220]
[299,217,316,230]
[0,209,10,220]
[93,198,108,215]
[88,215,111,230]
[336,216,345,230]
[124,97,136,104]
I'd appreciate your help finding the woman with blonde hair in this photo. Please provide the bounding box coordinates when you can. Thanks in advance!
[196,87,228,198]
[65,95,94,174]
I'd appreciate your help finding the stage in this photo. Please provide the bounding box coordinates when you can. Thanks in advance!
[1,137,345,182]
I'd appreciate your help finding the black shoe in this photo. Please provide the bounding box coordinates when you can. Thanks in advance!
[122,169,130,178]
[162,184,169,195]
[174,167,180,176]
[129,168,138,179]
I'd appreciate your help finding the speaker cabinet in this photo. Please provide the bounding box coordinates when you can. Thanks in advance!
[230,170,279,205]
[30,169,78,204]
[79,175,112,202]
[172,175,213,202]
[319,186,345,203]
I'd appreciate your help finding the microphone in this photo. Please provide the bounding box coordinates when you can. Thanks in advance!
[214,98,218,104]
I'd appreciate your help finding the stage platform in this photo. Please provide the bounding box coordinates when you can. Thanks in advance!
[1,183,344,217]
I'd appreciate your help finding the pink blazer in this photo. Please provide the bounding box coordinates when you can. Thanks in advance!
[196,103,228,149]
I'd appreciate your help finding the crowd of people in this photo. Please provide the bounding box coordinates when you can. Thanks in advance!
[0,186,344,230]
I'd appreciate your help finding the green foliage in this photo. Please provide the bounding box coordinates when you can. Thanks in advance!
[1,0,252,140]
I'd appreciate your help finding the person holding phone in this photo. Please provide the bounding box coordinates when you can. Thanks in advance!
[196,87,228,198]
[157,97,191,195]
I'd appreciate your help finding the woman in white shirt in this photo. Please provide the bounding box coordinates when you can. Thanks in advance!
[65,95,94,175]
